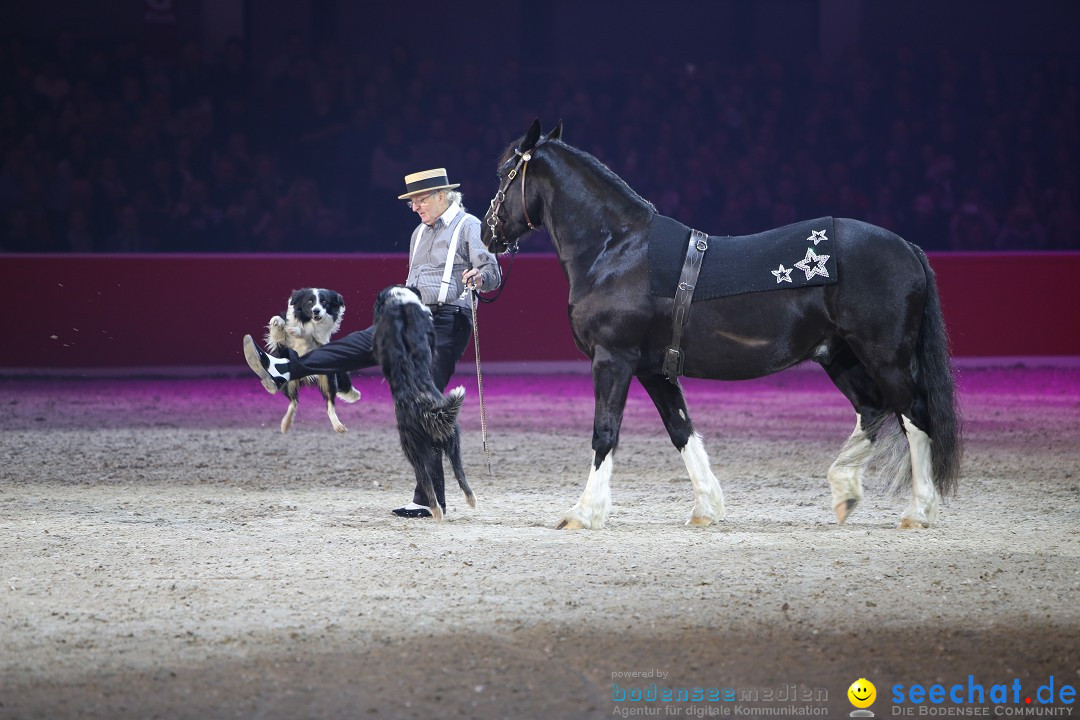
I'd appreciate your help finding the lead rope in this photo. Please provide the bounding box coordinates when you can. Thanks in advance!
[469,288,495,482]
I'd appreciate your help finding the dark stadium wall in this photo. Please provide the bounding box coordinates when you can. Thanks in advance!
[9,1,1069,70]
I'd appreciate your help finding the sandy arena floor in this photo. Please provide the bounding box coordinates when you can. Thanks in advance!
[1,364,1078,719]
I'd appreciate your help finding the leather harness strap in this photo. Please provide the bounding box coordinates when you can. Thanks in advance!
[662,229,709,383]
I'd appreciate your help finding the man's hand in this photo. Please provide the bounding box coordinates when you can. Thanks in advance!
[462,268,482,290]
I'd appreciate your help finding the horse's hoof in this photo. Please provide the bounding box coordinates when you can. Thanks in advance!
[897,516,929,529]
[834,498,858,524]
[688,498,725,526]
[556,517,586,530]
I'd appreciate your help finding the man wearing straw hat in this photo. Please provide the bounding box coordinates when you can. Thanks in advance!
[242,168,502,518]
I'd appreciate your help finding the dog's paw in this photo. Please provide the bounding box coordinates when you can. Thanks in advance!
[269,316,286,328]
[287,326,302,337]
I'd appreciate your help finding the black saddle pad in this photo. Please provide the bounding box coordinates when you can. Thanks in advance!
[648,214,838,301]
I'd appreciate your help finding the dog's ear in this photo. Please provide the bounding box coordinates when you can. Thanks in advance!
[289,289,305,304]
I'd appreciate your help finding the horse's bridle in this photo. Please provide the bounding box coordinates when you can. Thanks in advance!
[486,144,543,254]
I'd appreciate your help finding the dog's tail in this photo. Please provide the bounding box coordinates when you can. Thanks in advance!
[422,386,465,441]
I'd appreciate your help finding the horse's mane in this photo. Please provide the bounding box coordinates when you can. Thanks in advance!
[498,138,654,213]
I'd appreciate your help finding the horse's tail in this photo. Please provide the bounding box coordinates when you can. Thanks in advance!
[911,244,962,497]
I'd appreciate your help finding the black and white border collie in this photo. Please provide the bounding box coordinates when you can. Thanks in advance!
[264,288,360,433]
[372,285,476,520]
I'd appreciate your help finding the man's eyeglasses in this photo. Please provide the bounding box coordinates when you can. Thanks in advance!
[405,192,436,209]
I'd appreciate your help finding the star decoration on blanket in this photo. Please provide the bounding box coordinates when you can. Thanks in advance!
[807,229,828,245]
[771,264,793,283]
[795,247,831,280]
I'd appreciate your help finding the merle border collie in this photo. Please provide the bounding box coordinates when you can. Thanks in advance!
[372,285,476,520]
[264,288,360,433]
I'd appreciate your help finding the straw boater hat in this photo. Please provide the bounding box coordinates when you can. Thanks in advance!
[398,168,460,199]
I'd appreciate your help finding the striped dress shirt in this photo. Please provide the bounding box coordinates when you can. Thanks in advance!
[405,203,502,309]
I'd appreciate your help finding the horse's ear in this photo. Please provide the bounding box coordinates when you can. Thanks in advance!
[521,118,542,152]
[545,120,563,142]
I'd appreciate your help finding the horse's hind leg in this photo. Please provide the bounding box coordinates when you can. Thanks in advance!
[832,347,939,528]
[826,414,880,524]
[899,414,937,528]
[873,365,939,528]
[556,348,635,530]
[820,349,889,523]
[637,373,725,526]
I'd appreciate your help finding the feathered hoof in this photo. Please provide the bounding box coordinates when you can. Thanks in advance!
[555,509,604,530]
[555,502,608,530]
[687,497,725,527]
[834,497,858,524]
[898,501,937,529]
[555,516,587,530]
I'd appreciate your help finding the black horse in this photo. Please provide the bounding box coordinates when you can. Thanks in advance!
[482,120,960,530]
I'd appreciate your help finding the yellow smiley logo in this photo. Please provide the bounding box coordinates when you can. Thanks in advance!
[848,678,876,708]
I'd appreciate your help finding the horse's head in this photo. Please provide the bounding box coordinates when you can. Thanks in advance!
[481,118,562,254]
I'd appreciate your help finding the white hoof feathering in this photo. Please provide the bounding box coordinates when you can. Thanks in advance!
[556,453,613,530]
[682,434,725,525]
[899,415,939,529]
[828,416,870,524]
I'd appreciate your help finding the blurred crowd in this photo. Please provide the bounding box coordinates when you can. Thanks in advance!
[1,31,1078,253]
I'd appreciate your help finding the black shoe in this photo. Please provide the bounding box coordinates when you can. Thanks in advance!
[243,334,288,394]
[392,502,435,518]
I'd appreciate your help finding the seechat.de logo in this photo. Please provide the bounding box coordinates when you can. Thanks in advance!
[891,675,1076,710]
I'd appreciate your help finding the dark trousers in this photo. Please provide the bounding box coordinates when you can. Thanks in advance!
[286,305,473,505]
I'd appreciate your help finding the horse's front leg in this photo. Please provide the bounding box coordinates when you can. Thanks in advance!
[556,348,636,530]
[638,373,726,526]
